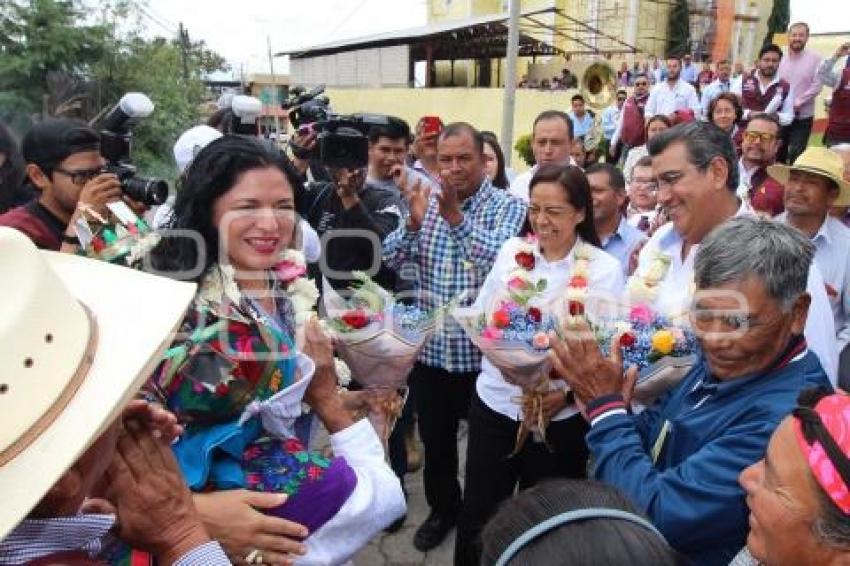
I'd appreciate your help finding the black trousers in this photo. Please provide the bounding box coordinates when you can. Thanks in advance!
[408,362,476,517]
[387,386,415,480]
[783,117,814,164]
[454,391,589,566]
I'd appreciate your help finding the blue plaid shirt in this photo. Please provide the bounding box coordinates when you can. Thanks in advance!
[383,179,527,373]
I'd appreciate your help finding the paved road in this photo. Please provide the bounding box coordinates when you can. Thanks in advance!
[353,422,468,566]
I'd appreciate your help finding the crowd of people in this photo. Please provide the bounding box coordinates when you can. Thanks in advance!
[1,19,850,566]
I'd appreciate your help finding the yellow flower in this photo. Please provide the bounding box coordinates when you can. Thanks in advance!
[651,330,675,355]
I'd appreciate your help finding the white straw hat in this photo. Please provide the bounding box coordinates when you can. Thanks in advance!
[0,228,196,538]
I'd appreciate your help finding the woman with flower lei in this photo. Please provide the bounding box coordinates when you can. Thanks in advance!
[140,137,404,565]
[455,165,624,564]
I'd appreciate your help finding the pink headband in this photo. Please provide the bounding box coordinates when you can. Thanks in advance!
[793,393,850,514]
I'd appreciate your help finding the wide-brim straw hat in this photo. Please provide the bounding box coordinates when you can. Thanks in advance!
[0,227,196,538]
[767,146,850,206]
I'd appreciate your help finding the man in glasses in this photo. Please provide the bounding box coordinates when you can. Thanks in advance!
[609,74,651,166]
[737,112,786,217]
[633,121,838,384]
[0,118,121,250]
[549,217,832,565]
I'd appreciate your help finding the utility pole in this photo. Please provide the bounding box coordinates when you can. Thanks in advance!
[267,35,282,139]
[178,22,190,83]
[500,0,521,167]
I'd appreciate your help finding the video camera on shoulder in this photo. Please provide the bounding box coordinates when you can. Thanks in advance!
[99,93,168,206]
[283,85,389,169]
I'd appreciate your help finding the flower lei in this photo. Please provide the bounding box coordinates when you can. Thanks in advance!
[626,246,672,305]
[504,237,595,454]
[274,249,319,324]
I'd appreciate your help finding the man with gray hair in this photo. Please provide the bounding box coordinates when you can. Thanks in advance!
[629,121,839,383]
[549,216,833,565]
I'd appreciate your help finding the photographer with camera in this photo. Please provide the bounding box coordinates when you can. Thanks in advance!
[292,125,405,291]
[0,118,126,250]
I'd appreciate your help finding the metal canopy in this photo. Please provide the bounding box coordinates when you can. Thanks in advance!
[278,7,639,62]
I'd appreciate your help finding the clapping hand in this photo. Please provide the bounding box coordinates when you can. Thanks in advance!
[436,170,464,227]
[398,167,431,231]
[548,319,638,406]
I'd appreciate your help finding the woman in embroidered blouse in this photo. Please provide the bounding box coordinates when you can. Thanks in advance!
[454,165,625,565]
[144,136,404,565]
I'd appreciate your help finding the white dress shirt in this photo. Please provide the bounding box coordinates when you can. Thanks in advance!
[508,159,577,202]
[779,214,850,354]
[645,79,701,119]
[600,104,621,140]
[634,203,838,384]
[473,237,625,422]
[700,78,733,117]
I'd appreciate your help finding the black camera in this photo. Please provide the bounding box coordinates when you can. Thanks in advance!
[283,85,389,169]
[99,93,169,206]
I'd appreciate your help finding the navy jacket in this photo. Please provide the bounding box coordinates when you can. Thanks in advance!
[587,346,831,566]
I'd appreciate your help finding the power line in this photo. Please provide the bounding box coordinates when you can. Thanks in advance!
[326,0,370,38]
[130,0,178,36]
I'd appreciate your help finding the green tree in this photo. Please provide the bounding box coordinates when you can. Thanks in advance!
[93,34,224,180]
[763,0,790,47]
[666,0,690,58]
[0,0,228,181]
[0,0,111,125]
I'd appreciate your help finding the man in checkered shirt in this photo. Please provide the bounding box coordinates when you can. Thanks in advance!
[383,122,526,552]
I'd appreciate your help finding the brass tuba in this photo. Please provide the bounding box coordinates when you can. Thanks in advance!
[579,62,617,152]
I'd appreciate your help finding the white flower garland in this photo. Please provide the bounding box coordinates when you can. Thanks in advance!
[626,246,672,305]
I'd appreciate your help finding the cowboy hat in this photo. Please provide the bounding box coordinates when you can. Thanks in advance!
[0,227,196,538]
[767,147,850,206]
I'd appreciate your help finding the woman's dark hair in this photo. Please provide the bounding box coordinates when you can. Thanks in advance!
[146,135,300,282]
[528,164,601,247]
[481,479,683,566]
[481,131,509,189]
[645,114,673,138]
[708,92,744,127]
[0,121,26,214]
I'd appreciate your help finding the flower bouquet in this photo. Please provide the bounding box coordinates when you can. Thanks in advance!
[453,299,556,455]
[592,303,698,405]
[453,239,594,455]
[73,201,160,266]
[323,272,438,450]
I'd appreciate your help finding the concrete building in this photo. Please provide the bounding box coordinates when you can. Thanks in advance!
[426,0,775,84]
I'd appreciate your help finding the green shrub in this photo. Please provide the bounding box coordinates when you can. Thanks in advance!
[514,133,535,166]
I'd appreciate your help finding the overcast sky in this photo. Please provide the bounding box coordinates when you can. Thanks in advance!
[143,0,847,76]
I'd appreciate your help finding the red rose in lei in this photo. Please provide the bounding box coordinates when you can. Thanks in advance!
[568,300,585,316]
[515,251,535,270]
[342,309,370,329]
[492,309,511,329]
[619,332,636,348]
[527,307,542,323]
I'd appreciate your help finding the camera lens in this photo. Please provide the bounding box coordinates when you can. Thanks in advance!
[122,176,169,206]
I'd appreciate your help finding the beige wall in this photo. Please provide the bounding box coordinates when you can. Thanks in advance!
[327,86,580,171]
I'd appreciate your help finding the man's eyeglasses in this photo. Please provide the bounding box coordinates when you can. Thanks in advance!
[634,82,649,87]
[742,131,777,144]
[53,167,104,186]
